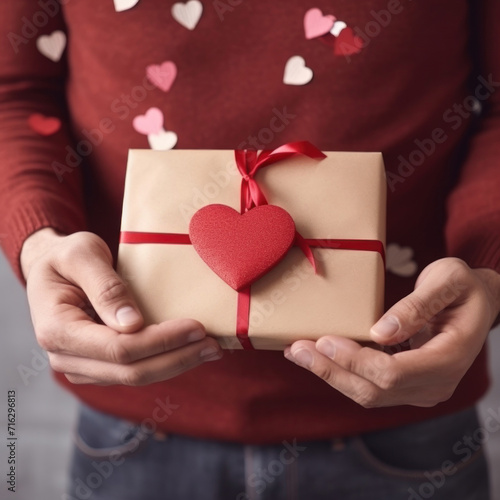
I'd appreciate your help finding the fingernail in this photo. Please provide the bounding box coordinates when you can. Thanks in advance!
[291,348,313,368]
[187,329,205,343]
[116,306,141,327]
[316,339,336,359]
[371,315,400,339]
[200,346,222,362]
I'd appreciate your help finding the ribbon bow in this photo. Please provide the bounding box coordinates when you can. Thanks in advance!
[234,141,327,271]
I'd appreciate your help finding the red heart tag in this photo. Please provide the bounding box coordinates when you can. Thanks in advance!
[189,204,296,291]
[28,113,61,136]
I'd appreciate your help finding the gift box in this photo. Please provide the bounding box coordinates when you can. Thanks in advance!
[117,143,386,350]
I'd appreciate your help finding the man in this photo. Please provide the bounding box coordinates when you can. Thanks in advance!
[1,1,499,498]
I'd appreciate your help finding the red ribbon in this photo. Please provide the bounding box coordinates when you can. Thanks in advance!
[236,287,253,350]
[120,142,385,350]
[120,232,191,244]
[120,232,385,350]
[120,232,386,266]
[235,141,327,212]
[235,141,326,273]
[234,141,326,273]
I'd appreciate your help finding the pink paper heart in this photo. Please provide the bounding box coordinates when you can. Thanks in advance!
[146,61,177,92]
[133,107,164,135]
[304,8,336,40]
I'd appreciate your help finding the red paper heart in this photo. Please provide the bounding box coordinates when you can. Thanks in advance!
[189,204,296,291]
[28,113,61,136]
[334,27,363,56]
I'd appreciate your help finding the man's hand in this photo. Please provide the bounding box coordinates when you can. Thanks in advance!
[284,258,500,408]
[21,228,223,386]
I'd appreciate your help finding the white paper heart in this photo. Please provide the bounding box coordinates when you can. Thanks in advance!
[36,31,66,62]
[114,0,140,12]
[330,20,347,37]
[283,56,313,86]
[386,244,418,277]
[148,129,178,150]
[172,0,203,30]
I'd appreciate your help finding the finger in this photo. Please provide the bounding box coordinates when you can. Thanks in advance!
[369,260,471,345]
[64,373,103,385]
[51,338,223,386]
[314,334,467,405]
[284,341,385,408]
[286,339,453,407]
[315,336,406,391]
[315,335,438,386]
[42,306,209,363]
[55,232,144,333]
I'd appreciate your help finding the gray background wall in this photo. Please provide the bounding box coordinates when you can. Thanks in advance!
[0,253,499,500]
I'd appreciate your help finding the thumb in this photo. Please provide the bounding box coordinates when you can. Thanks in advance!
[60,236,144,333]
[370,264,465,345]
[86,265,145,333]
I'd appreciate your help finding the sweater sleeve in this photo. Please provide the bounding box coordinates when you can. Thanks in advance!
[0,2,87,283]
[445,0,500,273]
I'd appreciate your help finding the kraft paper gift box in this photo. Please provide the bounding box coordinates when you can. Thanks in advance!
[117,147,386,350]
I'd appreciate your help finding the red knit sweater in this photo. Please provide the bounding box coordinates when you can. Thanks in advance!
[1,0,499,443]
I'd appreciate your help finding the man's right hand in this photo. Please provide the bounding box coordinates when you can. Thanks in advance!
[20,228,223,386]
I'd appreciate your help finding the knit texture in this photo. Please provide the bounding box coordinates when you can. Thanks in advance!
[0,0,498,442]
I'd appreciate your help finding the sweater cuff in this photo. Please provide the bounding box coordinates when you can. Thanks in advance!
[0,196,86,285]
[447,218,500,273]
[447,217,500,328]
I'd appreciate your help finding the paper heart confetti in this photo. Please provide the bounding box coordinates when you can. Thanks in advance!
[283,56,313,86]
[28,114,61,136]
[113,0,140,12]
[133,107,164,135]
[146,61,177,92]
[147,129,178,150]
[334,27,363,56]
[36,31,66,62]
[304,8,336,40]
[172,0,203,30]
[386,244,418,277]
[330,20,347,37]
[189,204,296,291]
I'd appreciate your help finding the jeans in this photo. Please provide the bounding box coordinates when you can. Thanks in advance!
[66,404,490,500]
